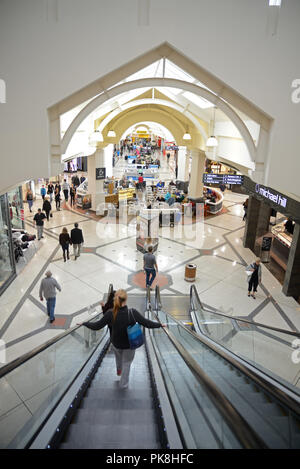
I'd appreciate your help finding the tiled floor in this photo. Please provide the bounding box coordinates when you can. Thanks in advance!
[1,175,300,370]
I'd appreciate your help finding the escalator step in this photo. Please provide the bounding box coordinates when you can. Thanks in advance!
[80,397,155,410]
[63,422,160,449]
[254,402,287,418]
[60,440,160,449]
[72,408,157,426]
[85,387,153,400]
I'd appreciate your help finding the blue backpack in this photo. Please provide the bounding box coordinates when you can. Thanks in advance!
[127,309,144,349]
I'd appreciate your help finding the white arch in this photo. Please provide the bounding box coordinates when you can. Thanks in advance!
[97,98,208,142]
[121,121,175,141]
[61,78,257,161]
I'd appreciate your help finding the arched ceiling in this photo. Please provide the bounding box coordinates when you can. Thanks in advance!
[61,78,257,162]
[95,98,208,143]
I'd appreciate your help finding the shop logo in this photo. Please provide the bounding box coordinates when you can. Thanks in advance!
[291,79,300,104]
[291,339,300,364]
[0,79,6,103]
[255,184,287,208]
[0,340,6,364]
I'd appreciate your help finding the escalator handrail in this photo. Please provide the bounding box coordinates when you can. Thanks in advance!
[150,288,266,449]
[0,284,114,380]
[156,286,300,418]
[190,284,300,337]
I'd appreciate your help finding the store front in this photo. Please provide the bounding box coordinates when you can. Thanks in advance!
[7,186,24,230]
[0,194,16,295]
[243,177,300,299]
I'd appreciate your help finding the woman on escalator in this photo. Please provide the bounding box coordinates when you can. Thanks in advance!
[79,290,163,389]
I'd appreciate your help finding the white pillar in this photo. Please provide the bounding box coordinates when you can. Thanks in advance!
[177,146,189,182]
[188,149,206,199]
[87,148,106,211]
[104,144,113,178]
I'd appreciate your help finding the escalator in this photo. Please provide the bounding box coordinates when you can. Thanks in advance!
[59,294,165,449]
[0,285,265,449]
[153,285,300,449]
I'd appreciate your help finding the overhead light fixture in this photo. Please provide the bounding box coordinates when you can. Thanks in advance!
[90,130,103,143]
[206,106,218,148]
[183,124,191,140]
[206,136,218,147]
[269,0,281,6]
[107,130,116,138]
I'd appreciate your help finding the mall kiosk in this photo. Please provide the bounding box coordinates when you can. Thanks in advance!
[136,210,159,254]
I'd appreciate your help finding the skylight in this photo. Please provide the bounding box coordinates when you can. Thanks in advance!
[164,60,195,83]
[182,91,214,109]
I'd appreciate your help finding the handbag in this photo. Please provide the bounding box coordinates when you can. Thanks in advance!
[127,309,144,349]
[245,270,252,277]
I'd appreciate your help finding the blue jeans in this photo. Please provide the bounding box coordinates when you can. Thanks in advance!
[145,268,156,287]
[46,297,56,321]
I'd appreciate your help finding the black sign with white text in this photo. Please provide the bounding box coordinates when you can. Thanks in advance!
[203,173,244,185]
[96,167,106,180]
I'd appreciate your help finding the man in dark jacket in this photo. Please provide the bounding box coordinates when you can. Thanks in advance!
[42,197,52,221]
[70,222,84,260]
[33,208,46,240]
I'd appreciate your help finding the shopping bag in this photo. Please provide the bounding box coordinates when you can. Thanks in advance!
[127,309,144,349]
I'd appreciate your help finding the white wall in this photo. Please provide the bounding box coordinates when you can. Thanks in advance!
[0,0,300,197]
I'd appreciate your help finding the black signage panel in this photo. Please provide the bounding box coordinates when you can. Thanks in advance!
[262,236,272,251]
[203,173,244,185]
[96,167,106,180]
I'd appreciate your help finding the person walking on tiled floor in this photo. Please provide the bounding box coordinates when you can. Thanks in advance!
[70,222,84,260]
[39,270,61,323]
[33,208,46,240]
[143,245,158,289]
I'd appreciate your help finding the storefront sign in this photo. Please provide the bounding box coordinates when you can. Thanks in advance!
[96,168,106,180]
[255,184,287,209]
[203,173,244,185]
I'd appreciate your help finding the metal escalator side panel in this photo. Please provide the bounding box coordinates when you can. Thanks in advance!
[147,307,265,449]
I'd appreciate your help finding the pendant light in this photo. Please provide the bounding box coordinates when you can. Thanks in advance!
[183,124,191,140]
[206,106,218,147]
[90,130,103,143]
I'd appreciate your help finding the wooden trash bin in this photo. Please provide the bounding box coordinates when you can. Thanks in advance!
[185,264,197,282]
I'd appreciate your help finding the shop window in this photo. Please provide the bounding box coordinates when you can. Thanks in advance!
[7,187,24,230]
[0,195,15,291]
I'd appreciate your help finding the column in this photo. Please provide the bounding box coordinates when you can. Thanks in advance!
[49,116,64,177]
[188,149,206,200]
[87,148,106,212]
[104,144,113,178]
[177,146,189,186]
[283,223,300,297]
[243,196,272,255]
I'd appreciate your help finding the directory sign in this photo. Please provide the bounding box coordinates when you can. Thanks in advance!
[203,173,244,185]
